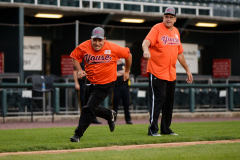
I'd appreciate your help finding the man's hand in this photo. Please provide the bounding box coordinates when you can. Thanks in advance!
[75,83,80,90]
[143,51,151,60]
[123,71,130,81]
[118,70,125,75]
[186,70,193,84]
[77,70,86,79]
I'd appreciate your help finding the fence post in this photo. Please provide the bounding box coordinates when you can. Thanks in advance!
[228,87,234,111]
[190,88,195,113]
[104,96,109,108]
[55,88,60,113]
[2,89,7,123]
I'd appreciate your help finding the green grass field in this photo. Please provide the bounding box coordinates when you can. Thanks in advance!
[0,121,240,159]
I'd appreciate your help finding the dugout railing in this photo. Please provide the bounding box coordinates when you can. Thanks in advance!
[2,0,240,18]
[0,0,213,17]
[1,82,240,121]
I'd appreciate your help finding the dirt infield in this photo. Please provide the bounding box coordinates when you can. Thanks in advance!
[0,139,239,156]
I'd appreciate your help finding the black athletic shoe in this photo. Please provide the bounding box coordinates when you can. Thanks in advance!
[92,118,102,124]
[70,134,80,142]
[108,110,116,132]
[126,121,133,124]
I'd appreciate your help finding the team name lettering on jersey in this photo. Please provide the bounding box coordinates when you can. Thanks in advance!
[161,36,180,45]
[84,54,112,64]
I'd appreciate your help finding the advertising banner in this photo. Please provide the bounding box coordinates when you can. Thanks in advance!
[176,43,198,74]
[107,40,126,47]
[140,57,148,77]
[213,59,231,78]
[61,55,74,76]
[23,36,42,70]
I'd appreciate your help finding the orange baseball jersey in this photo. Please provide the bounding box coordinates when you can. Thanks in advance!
[70,40,130,84]
[145,22,183,81]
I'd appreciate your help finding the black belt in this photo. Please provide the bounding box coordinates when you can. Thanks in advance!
[115,81,128,86]
[85,80,115,86]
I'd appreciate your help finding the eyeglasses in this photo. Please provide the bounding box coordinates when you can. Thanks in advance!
[164,16,175,19]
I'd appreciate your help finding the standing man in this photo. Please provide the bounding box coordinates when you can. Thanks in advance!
[70,27,132,142]
[112,58,132,124]
[142,7,193,136]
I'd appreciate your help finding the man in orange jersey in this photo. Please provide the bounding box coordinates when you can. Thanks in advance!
[142,7,193,136]
[70,27,132,142]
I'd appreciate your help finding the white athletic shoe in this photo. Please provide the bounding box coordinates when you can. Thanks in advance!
[148,133,161,136]
[169,132,178,136]
[162,132,178,136]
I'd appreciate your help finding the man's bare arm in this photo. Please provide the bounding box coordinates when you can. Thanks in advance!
[123,54,132,81]
[73,70,80,90]
[142,39,151,59]
[178,53,193,84]
[72,58,86,79]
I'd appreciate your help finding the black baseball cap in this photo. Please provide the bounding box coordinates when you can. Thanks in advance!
[164,7,176,16]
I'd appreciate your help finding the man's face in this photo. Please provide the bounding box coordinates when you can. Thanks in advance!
[91,37,106,51]
[163,14,176,29]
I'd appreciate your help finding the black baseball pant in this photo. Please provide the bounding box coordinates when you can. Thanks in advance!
[74,81,115,138]
[76,79,100,122]
[148,73,176,135]
[112,84,131,122]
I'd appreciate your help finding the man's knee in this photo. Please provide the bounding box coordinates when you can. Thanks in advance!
[82,105,96,115]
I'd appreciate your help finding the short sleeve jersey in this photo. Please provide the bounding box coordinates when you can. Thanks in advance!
[70,40,130,84]
[145,22,183,81]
